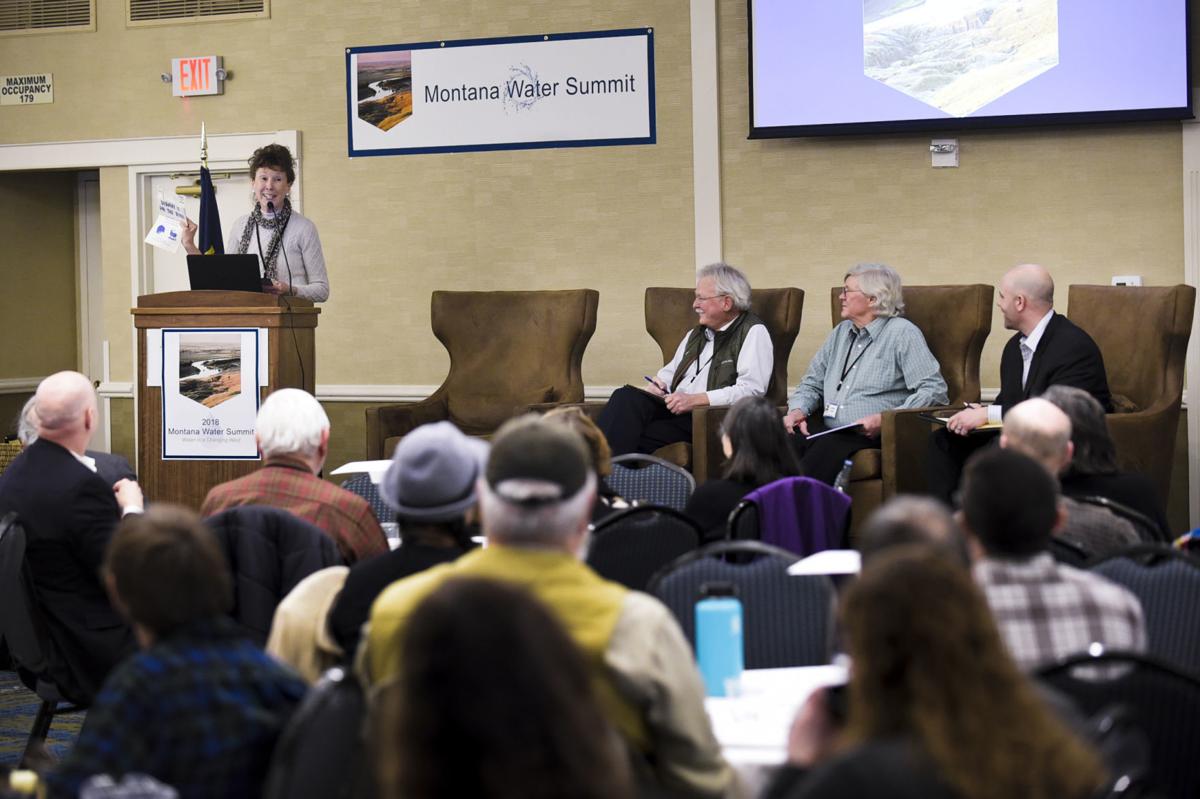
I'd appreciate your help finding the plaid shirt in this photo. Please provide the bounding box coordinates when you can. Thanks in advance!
[788,316,948,424]
[201,457,388,564]
[46,618,307,799]
[974,552,1147,673]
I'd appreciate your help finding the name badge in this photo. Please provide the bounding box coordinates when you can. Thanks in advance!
[823,403,839,418]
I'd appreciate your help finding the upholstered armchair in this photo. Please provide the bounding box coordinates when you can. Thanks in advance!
[1066,284,1195,504]
[827,285,994,530]
[365,289,598,459]
[644,286,805,480]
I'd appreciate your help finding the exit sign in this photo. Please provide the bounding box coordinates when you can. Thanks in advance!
[172,56,223,97]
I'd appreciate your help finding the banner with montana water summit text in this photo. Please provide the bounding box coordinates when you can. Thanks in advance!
[346,28,655,157]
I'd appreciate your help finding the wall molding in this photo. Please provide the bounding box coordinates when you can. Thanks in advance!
[0,378,40,394]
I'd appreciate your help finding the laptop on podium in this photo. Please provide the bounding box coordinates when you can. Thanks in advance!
[186,254,266,293]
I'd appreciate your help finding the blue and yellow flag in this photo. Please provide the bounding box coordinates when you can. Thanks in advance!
[198,165,224,255]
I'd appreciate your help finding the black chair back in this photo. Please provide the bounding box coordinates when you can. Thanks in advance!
[1038,650,1200,799]
[608,454,696,511]
[0,512,87,766]
[647,541,835,668]
[586,505,701,592]
[1092,545,1200,677]
[1048,535,1092,568]
[263,666,374,799]
[340,474,392,525]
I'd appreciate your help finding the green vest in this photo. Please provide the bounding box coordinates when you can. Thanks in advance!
[670,310,766,393]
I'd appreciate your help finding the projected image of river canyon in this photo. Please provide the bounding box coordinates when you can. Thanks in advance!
[178,333,242,409]
[357,51,413,131]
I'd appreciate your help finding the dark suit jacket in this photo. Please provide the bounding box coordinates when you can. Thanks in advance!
[995,312,1112,415]
[0,439,135,702]
[87,450,136,487]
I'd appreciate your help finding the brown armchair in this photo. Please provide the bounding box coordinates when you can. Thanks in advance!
[365,289,598,459]
[826,285,994,530]
[1066,284,1195,504]
[644,286,805,480]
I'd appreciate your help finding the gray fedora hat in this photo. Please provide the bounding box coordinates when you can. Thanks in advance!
[380,421,489,522]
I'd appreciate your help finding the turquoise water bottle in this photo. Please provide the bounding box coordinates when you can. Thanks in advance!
[695,582,744,697]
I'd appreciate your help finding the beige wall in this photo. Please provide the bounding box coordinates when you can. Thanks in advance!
[0,171,78,377]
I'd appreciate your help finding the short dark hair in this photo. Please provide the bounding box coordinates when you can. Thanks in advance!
[961,448,1059,557]
[374,578,631,799]
[104,505,232,637]
[1040,385,1118,476]
[857,496,969,568]
[248,143,295,184]
[719,395,801,485]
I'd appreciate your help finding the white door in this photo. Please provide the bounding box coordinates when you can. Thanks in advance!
[146,170,249,294]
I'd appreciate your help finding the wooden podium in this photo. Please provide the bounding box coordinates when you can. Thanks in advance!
[132,291,320,509]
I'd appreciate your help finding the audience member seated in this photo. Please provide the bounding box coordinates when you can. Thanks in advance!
[960,447,1146,673]
[201,388,387,564]
[371,577,633,799]
[856,495,969,567]
[1041,385,1171,540]
[542,405,629,523]
[784,264,947,484]
[0,371,142,703]
[930,263,1112,503]
[365,416,733,797]
[325,421,484,659]
[45,505,307,799]
[683,395,801,543]
[17,396,137,486]
[598,262,773,456]
[1000,398,1138,559]
[765,546,1106,799]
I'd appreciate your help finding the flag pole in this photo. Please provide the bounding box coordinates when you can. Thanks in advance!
[200,122,208,169]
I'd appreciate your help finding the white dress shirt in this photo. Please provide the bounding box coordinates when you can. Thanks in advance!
[655,317,774,407]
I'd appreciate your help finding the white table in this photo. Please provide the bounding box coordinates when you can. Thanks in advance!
[705,665,848,794]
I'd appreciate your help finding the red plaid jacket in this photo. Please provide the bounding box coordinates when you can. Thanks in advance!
[200,457,387,564]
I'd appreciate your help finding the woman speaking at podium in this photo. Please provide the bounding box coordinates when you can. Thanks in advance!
[182,144,329,302]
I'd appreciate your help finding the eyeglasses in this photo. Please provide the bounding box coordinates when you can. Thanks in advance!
[693,293,728,302]
[839,287,867,297]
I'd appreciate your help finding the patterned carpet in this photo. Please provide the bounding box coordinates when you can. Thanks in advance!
[0,670,84,767]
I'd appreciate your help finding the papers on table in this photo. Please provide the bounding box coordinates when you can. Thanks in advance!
[330,459,393,485]
[787,549,861,576]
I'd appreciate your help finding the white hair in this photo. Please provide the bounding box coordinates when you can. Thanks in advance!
[255,388,329,459]
[846,263,905,318]
[477,471,596,547]
[697,262,752,311]
[17,395,38,446]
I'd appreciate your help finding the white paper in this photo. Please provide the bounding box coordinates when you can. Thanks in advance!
[787,549,861,576]
[144,214,182,252]
[331,459,393,484]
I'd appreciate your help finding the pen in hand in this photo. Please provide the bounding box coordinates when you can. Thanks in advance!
[643,375,666,395]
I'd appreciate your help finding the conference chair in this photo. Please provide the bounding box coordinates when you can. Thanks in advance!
[645,286,804,480]
[1038,650,1200,799]
[366,289,599,458]
[648,541,835,668]
[1073,495,1164,544]
[727,476,851,556]
[606,453,696,511]
[1092,545,1200,677]
[263,666,374,799]
[1066,284,1195,506]
[585,505,701,592]
[0,513,87,767]
[204,505,344,646]
[339,473,392,525]
[826,285,993,536]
